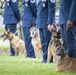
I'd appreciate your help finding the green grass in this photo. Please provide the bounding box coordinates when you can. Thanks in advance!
[0,28,5,33]
[0,28,5,39]
[0,37,4,39]
[0,45,9,50]
[0,55,76,75]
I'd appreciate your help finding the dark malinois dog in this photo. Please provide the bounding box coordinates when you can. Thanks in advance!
[56,44,76,72]
[47,25,61,63]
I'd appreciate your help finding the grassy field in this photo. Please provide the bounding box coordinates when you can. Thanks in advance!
[0,28,76,75]
[0,45,9,50]
[0,28,5,33]
[0,54,76,75]
[0,28,5,39]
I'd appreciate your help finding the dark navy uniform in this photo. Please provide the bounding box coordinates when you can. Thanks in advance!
[60,0,76,58]
[22,0,37,58]
[3,0,21,56]
[36,0,56,63]
[59,0,67,43]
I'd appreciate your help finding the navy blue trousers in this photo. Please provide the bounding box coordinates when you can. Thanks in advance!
[66,24,76,58]
[39,28,52,63]
[23,27,35,58]
[60,24,67,42]
[5,24,17,56]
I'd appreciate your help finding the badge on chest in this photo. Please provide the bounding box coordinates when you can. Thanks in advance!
[42,0,47,7]
[6,0,10,6]
[24,0,29,7]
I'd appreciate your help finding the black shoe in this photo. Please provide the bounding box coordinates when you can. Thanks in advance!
[26,55,35,58]
[10,53,15,56]
[42,60,47,63]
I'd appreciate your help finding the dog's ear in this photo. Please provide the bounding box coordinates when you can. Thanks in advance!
[30,24,36,28]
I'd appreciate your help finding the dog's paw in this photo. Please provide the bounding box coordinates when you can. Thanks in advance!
[56,68,58,72]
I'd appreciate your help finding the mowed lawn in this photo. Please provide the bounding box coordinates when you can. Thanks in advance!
[0,54,76,75]
[0,28,5,33]
[0,28,76,75]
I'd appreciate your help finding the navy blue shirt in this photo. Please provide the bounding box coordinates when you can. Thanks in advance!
[3,0,21,24]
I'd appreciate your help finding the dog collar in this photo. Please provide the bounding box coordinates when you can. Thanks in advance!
[34,34,38,38]
[54,38,61,40]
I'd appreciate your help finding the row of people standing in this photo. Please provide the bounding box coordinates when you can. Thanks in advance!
[3,0,76,63]
[3,0,56,63]
[21,0,56,63]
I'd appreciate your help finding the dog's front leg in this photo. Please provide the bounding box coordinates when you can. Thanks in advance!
[51,49,56,63]
[14,48,19,56]
[47,47,52,63]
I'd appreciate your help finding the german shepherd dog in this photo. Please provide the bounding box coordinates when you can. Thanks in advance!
[56,44,76,72]
[30,26,43,58]
[0,30,26,56]
[47,25,61,63]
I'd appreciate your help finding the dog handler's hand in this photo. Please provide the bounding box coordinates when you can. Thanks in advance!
[47,24,54,31]
[67,20,73,30]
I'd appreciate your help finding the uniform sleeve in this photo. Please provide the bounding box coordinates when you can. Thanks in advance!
[68,0,76,23]
[11,0,21,22]
[30,0,37,18]
[47,0,56,25]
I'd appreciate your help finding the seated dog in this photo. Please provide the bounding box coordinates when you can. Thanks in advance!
[30,26,43,58]
[0,30,26,56]
[56,44,76,72]
[47,25,61,63]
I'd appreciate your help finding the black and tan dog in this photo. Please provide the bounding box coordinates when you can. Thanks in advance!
[56,44,76,72]
[47,25,61,63]
[30,26,43,58]
[0,30,26,56]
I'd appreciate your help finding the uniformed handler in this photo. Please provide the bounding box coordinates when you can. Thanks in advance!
[59,0,67,45]
[60,0,76,58]
[3,0,21,56]
[36,0,56,63]
[21,0,37,58]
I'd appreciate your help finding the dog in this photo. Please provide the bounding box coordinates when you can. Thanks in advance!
[0,30,26,56]
[56,44,76,72]
[47,25,61,63]
[30,26,43,58]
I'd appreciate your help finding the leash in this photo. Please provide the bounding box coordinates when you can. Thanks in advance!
[17,25,24,41]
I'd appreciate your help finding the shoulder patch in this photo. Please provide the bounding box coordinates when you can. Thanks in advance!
[50,0,55,3]
[12,0,17,3]
[31,0,35,3]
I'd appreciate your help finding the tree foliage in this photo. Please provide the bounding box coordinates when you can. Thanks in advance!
[0,0,5,16]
